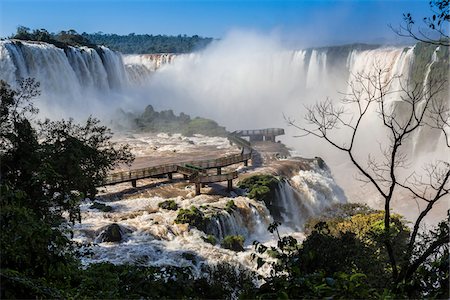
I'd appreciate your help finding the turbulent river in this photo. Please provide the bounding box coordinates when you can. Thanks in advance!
[0,36,448,272]
[71,133,345,274]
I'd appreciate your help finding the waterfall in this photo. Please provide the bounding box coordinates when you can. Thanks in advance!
[0,40,130,90]
[271,162,346,231]
[123,53,177,84]
[65,46,109,90]
[423,46,440,90]
[0,39,446,156]
[306,50,327,89]
[205,200,272,243]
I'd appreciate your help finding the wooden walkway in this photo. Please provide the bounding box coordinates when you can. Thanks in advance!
[99,129,283,195]
[233,128,284,142]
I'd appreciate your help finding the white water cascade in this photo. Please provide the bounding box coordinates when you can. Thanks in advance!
[69,135,345,272]
[1,39,446,143]
[0,40,131,118]
[0,37,447,225]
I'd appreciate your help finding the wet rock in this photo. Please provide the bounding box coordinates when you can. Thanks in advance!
[315,156,326,169]
[98,223,129,243]
[221,235,245,252]
[90,201,113,212]
[181,251,198,263]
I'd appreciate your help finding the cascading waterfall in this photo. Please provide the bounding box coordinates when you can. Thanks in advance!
[271,161,347,231]
[306,50,327,89]
[73,165,343,271]
[0,40,129,90]
[69,135,345,272]
[123,54,176,84]
[0,38,447,226]
[0,40,132,118]
[1,39,446,139]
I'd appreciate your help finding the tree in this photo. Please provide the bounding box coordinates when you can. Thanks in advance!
[286,66,449,295]
[391,0,449,46]
[0,78,133,293]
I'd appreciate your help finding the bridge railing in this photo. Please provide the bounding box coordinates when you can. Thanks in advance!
[101,130,257,186]
[103,164,178,185]
[181,152,249,169]
[234,128,284,137]
[228,133,252,149]
[193,171,238,183]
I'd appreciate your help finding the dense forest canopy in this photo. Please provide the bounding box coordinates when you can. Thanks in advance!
[7,26,213,53]
[83,32,214,53]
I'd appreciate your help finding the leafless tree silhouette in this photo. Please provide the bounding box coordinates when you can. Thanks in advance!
[287,66,449,284]
[390,0,449,46]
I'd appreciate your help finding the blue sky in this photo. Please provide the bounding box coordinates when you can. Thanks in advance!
[0,0,430,46]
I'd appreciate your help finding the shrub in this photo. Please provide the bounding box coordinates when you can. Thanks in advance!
[174,206,207,231]
[202,235,217,245]
[221,235,245,252]
[225,200,237,212]
[158,199,178,211]
[181,117,227,137]
[238,175,280,205]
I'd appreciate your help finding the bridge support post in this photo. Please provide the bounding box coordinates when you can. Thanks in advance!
[244,160,248,167]
[227,179,233,192]
[217,167,221,175]
[195,183,201,195]
[131,179,137,188]
[265,135,275,142]
[167,173,173,180]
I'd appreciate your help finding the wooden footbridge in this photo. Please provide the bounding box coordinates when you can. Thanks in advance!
[233,128,285,142]
[99,129,283,195]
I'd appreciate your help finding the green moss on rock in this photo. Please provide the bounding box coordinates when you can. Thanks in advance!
[158,199,178,211]
[202,234,217,245]
[225,200,237,213]
[90,201,113,212]
[221,235,245,252]
[174,206,207,231]
[131,105,227,137]
[238,175,280,205]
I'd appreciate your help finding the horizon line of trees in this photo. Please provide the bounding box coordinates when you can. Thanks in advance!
[5,26,214,54]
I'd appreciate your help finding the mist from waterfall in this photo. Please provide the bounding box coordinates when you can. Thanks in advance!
[0,31,447,223]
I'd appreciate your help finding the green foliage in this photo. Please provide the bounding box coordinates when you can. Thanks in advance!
[304,203,377,234]
[221,235,245,252]
[11,26,97,49]
[225,200,237,212]
[0,269,65,299]
[410,42,449,90]
[90,201,113,212]
[131,105,227,137]
[247,271,382,300]
[202,234,217,245]
[181,117,227,137]
[38,117,133,201]
[250,208,414,298]
[174,206,207,231]
[9,27,213,54]
[82,32,213,54]
[158,199,179,211]
[238,174,280,205]
[3,262,257,299]
[0,79,133,296]
[0,186,76,278]
[400,219,449,298]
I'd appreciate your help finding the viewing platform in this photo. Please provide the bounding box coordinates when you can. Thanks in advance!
[99,128,282,195]
[232,128,285,142]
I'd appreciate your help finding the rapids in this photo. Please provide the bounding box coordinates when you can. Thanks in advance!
[72,134,345,274]
[0,36,447,245]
